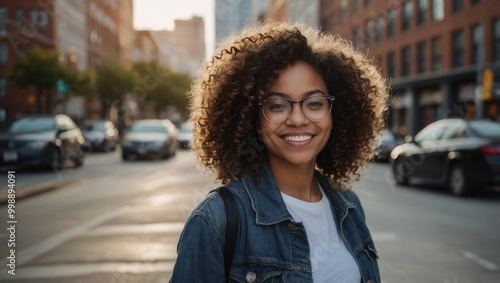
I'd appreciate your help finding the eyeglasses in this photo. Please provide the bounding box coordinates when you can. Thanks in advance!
[258,95,335,123]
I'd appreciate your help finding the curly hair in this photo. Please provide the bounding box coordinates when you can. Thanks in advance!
[189,21,388,190]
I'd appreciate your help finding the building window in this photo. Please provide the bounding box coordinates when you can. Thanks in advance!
[432,0,444,22]
[29,9,49,28]
[0,77,5,98]
[0,7,7,37]
[401,46,411,76]
[431,36,442,71]
[471,0,482,5]
[340,0,349,23]
[364,0,372,7]
[417,0,428,25]
[15,8,23,29]
[417,41,426,73]
[452,0,464,11]
[0,43,7,64]
[365,20,372,47]
[471,24,483,64]
[388,9,396,37]
[375,15,384,43]
[452,29,464,67]
[352,27,360,48]
[494,19,500,61]
[388,52,396,77]
[402,1,413,32]
[353,0,360,13]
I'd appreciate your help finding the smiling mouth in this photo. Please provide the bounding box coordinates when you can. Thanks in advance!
[282,135,312,142]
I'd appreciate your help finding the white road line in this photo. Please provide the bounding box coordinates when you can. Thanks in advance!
[1,206,129,267]
[462,250,498,271]
[0,261,174,280]
[82,222,185,237]
[142,175,183,191]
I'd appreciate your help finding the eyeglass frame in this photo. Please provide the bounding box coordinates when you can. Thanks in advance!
[257,95,335,123]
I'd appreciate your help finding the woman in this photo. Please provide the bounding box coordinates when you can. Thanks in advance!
[171,21,388,283]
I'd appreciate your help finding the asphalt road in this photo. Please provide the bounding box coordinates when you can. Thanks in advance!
[0,149,499,283]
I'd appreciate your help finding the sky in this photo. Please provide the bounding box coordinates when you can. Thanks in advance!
[133,0,215,57]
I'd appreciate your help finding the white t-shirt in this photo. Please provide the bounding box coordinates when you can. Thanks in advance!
[281,186,361,283]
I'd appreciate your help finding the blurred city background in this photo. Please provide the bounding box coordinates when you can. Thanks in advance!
[0,0,499,282]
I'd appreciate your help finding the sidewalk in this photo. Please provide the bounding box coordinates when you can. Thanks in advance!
[0,166,81,205]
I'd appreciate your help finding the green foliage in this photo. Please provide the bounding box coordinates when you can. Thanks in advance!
[63,68,94,96]
[8,46,65,113]
[132,61,191,114]
[95,62,139,103]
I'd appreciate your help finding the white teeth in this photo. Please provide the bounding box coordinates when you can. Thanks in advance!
[284,135,312,142]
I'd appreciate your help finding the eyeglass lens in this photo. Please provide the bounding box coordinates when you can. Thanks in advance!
[261,96,333,123]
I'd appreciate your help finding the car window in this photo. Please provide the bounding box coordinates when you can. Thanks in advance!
[8,117,55,133]
[414,120,449,142]
[179,123,194,133]
[440,120,466,140]
[468,121,500,138]
[129,124,167,133]
[57,116,76,131]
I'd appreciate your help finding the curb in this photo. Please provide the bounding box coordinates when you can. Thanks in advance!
[0,179,78,205]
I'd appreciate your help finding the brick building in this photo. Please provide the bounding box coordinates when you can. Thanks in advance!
[320,0,500,136]
[0,0,57,121]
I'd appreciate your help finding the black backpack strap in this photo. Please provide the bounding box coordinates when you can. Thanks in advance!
[212,186,239,282]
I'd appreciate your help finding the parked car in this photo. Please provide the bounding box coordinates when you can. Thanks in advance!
[0,114,86,169]
[177,121,194,149]
[375,130,404,162]
[121,119,177,160]
[390,118,500,196]
[82,120,119,152]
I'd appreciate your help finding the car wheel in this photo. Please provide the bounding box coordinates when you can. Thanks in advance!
[449,164,470,196]
[393,158,409,185]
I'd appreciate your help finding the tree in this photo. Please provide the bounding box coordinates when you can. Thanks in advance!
[8,45,65,113]
[95,62,139,118]
[63,68,94,97]
[132,61,191,116]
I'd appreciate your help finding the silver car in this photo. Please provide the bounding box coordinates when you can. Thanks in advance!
[121,119,177,160]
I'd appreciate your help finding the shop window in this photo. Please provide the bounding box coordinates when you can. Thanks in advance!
[417,41,426,73]
[431,36,442,71]
[452,29,464,67]
[417,0,427,25]
[402,1,413,32]
[471,24,483,64]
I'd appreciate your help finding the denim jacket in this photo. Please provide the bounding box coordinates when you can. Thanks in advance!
[171,163,380,283]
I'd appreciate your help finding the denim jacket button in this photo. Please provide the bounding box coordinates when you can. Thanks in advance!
[288,222,297,230]
[367,280,375,283]
[245,271,256,283]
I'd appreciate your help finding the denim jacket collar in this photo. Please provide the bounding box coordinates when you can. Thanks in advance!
[241,162,356,226]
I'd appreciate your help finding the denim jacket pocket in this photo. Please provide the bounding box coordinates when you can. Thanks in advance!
[229,263,282,283]
[362,241,380,283]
